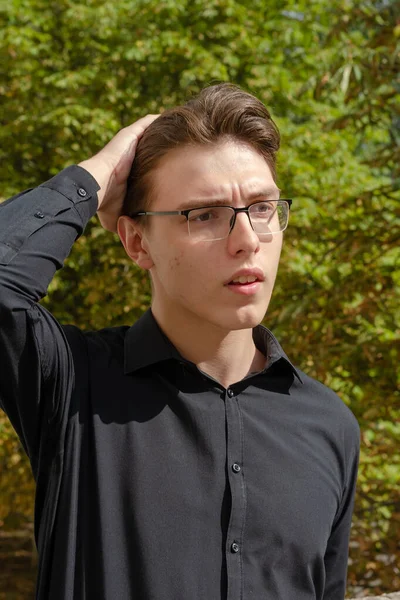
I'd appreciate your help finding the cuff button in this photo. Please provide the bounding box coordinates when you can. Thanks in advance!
[34,210,45,218]
[77,187,87,197]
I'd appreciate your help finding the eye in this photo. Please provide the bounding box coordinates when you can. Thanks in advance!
[189,208,221,223]
[195,212,213,222]
[252,202,275,217]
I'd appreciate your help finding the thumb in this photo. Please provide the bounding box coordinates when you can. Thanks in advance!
[105,114,160,163]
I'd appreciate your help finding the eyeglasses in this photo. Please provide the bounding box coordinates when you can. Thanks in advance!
[130,199,292,242]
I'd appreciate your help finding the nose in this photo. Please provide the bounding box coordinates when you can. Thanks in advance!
[227,211,260,255]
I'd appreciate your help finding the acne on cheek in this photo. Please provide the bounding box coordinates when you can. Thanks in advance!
[168,248,188,270]
[168,254,199,290]
[167,253,185,274]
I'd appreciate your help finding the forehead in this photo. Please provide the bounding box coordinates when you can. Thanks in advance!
[150,141,278,209]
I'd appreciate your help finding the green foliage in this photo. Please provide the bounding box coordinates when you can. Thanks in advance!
[0,0,399,595]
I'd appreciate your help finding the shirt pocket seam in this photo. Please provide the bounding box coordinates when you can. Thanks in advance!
[0,213,52,265]
[0,240,19,265]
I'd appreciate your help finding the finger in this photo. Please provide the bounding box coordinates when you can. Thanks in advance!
[125,114,160,156]
[124,114,160,136]
[121,114,160,147]
[106,114,160,159]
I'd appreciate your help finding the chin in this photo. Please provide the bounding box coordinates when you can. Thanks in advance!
[217,304,267,332]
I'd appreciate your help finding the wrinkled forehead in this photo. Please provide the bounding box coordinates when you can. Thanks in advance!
[149,140,278,211]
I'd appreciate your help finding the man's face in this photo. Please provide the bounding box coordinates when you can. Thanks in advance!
[135,140,283,332]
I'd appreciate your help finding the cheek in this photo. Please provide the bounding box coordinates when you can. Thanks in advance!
[164,247,214,297]
[163,248,196,294]
[167,248,187,273]
[169,252,187,270]
[263,237,282,267]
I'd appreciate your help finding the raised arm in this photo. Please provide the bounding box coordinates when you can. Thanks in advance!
[0,115,158,468]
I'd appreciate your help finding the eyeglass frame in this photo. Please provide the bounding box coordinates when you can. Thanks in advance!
[129,199,293,240]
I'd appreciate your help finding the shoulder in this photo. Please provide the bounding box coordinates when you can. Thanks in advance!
[295,368,360,446]
[62,324,130,367]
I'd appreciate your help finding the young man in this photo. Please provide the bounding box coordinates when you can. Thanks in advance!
[0,84,359,599]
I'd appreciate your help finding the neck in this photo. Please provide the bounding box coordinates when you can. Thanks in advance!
[151,301,266,389]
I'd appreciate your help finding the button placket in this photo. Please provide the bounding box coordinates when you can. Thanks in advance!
[225,387,246,597]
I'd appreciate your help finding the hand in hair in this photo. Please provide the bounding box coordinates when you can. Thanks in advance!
[78,114,159,233]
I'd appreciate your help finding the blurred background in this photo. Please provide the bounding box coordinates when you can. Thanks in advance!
[0,0,399,597]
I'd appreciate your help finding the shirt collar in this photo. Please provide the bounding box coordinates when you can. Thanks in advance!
[253,324,303,383]
[124,308,181,374]
[124,308,302,383]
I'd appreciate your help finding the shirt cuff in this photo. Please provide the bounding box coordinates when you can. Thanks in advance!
[40,164,101,221]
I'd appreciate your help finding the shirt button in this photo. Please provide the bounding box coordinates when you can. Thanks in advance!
[34,210,45,218]
[231,542,240,553]
[232,463,241,473]
[77,187,87,197]
[227,388,234,398]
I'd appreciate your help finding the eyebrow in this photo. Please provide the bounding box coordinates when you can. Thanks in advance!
[176,187,281,211]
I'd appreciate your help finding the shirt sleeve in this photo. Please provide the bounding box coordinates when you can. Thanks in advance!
[0,165,100,473]
[323,422,360,599]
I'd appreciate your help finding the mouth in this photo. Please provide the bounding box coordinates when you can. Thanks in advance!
[225,276,262,296]
[224,269,265,295]
[228,275,260,286]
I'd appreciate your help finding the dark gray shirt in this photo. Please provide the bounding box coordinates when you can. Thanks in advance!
[0,166,360,600]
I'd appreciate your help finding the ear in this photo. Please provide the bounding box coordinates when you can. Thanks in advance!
[117,216,154,270]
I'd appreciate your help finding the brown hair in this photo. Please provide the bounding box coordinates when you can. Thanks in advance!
[123,83,280,217]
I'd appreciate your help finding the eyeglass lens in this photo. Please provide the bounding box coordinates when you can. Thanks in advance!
[187,201,289,241]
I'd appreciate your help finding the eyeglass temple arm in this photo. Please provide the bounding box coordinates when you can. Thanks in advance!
[130,200,292,218]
